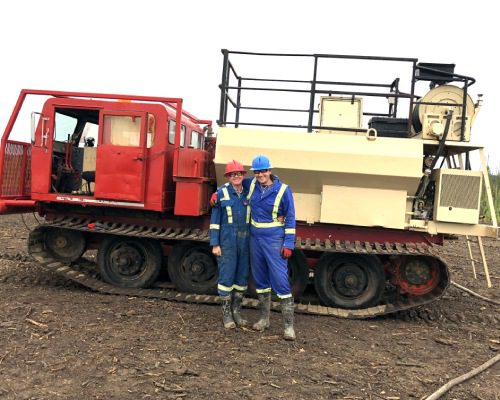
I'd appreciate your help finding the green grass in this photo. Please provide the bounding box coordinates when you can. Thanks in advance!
[480,169,500,224]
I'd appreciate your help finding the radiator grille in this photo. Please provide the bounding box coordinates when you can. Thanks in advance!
[439,174,480,209]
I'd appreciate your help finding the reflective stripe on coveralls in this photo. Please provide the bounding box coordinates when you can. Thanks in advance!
[217,283,248,292]
[221,186,233,224]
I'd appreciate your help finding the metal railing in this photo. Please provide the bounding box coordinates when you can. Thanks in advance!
[217,50,475,139]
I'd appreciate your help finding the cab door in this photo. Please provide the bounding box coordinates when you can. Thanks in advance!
[30,105,54,195]
[94,111,147,202]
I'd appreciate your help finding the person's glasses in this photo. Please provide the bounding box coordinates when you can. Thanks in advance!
[229,172,243,177]
[253,169,268,175]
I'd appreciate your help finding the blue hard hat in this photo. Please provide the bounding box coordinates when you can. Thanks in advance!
[251,154,272,170]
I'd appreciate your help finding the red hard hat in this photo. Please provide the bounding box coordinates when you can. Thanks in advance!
[224,160,246,176]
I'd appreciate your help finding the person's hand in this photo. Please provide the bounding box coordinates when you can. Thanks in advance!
[209,193,218,207]
[281,248,292,259]
[277,216,285,223]
[212,245,222,257]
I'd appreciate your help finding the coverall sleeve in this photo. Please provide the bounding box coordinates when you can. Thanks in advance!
[209,191,222,246]
[242,176,252,191]
[281,187,296,249]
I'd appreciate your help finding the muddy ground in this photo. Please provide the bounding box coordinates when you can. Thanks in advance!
[0,214,498,400]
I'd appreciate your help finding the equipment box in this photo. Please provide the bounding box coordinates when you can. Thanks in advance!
[368,118,409,138]
[416,63,455,82]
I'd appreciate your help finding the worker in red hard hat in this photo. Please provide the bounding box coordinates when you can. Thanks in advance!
[243,154,297,341]
[209,160,250,329]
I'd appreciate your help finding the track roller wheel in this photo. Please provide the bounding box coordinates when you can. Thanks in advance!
[287,249,310,299]
[396,256,440,296]
[314,254,385,309]
[168,242,218,295]
[44,227,86,262]
[97,237,162,288]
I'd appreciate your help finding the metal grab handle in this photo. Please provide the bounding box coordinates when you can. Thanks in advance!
[41,117,49,147]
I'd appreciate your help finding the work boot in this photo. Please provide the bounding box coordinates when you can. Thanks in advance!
[231,291,248,327]
[221,296,236,329]
[280,297,296,341]
[252,292,271,331]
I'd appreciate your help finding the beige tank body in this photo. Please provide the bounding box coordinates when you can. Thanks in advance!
[215,127,423,229]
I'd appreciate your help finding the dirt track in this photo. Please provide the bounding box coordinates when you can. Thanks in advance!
[0,214,499,400]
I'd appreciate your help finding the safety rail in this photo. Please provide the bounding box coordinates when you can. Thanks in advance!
[217,50,475,138]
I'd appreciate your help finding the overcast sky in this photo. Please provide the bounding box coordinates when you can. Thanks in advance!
[1,0,497,171]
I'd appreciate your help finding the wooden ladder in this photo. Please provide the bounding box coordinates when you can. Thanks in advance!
[465,235,492,288]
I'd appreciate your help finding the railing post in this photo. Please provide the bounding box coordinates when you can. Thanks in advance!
[218,49,229,126]
[460,80,468,141]
[235,77,242,128]
[307,56,319,132]
[407,61,417,135]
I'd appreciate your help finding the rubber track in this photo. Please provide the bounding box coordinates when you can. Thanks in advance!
[27,217,450,319]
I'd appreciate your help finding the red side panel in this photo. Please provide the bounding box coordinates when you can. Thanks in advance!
[173,148,214,216]
[94,145,146,201]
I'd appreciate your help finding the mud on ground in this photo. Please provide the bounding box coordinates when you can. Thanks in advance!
[0,214,498,400]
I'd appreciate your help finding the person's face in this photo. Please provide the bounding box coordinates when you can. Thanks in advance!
[228,171,244,185]
[253,169,272,185]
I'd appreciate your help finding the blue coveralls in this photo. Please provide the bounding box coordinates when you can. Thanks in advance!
[243,176,296,299]
[209,183,250,297]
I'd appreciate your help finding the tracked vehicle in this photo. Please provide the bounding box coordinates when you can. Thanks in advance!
[0,51,497,318]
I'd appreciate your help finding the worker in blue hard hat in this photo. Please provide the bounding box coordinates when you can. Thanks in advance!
[209,160,250,329]
[243,154,297,341]
[209,154,297,340]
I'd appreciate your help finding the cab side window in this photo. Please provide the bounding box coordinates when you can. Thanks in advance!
[180,125,186,147]
[168,120,176,144]
[103,115,141,146]
[168,120,186,148]
[191,130,202,149]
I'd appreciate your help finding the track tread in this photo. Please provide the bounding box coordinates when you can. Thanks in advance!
[22,219,451,319]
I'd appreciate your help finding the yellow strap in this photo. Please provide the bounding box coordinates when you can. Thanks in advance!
[247,178,257,201]
[249,183,288,228]
[210,224,220,230]
[277,293,292,299]
[273,184,287,220]
[256,287,272,294]
[246,178,256,223]
[233,284,248,291]
[221,187,230,201]
[221,187,233,223]
[285,228,296,234]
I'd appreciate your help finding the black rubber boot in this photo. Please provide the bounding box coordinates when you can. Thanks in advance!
[252,292,271,331]
[221,296,236,329]
[280,297,296,341]
[231,291,248,327]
